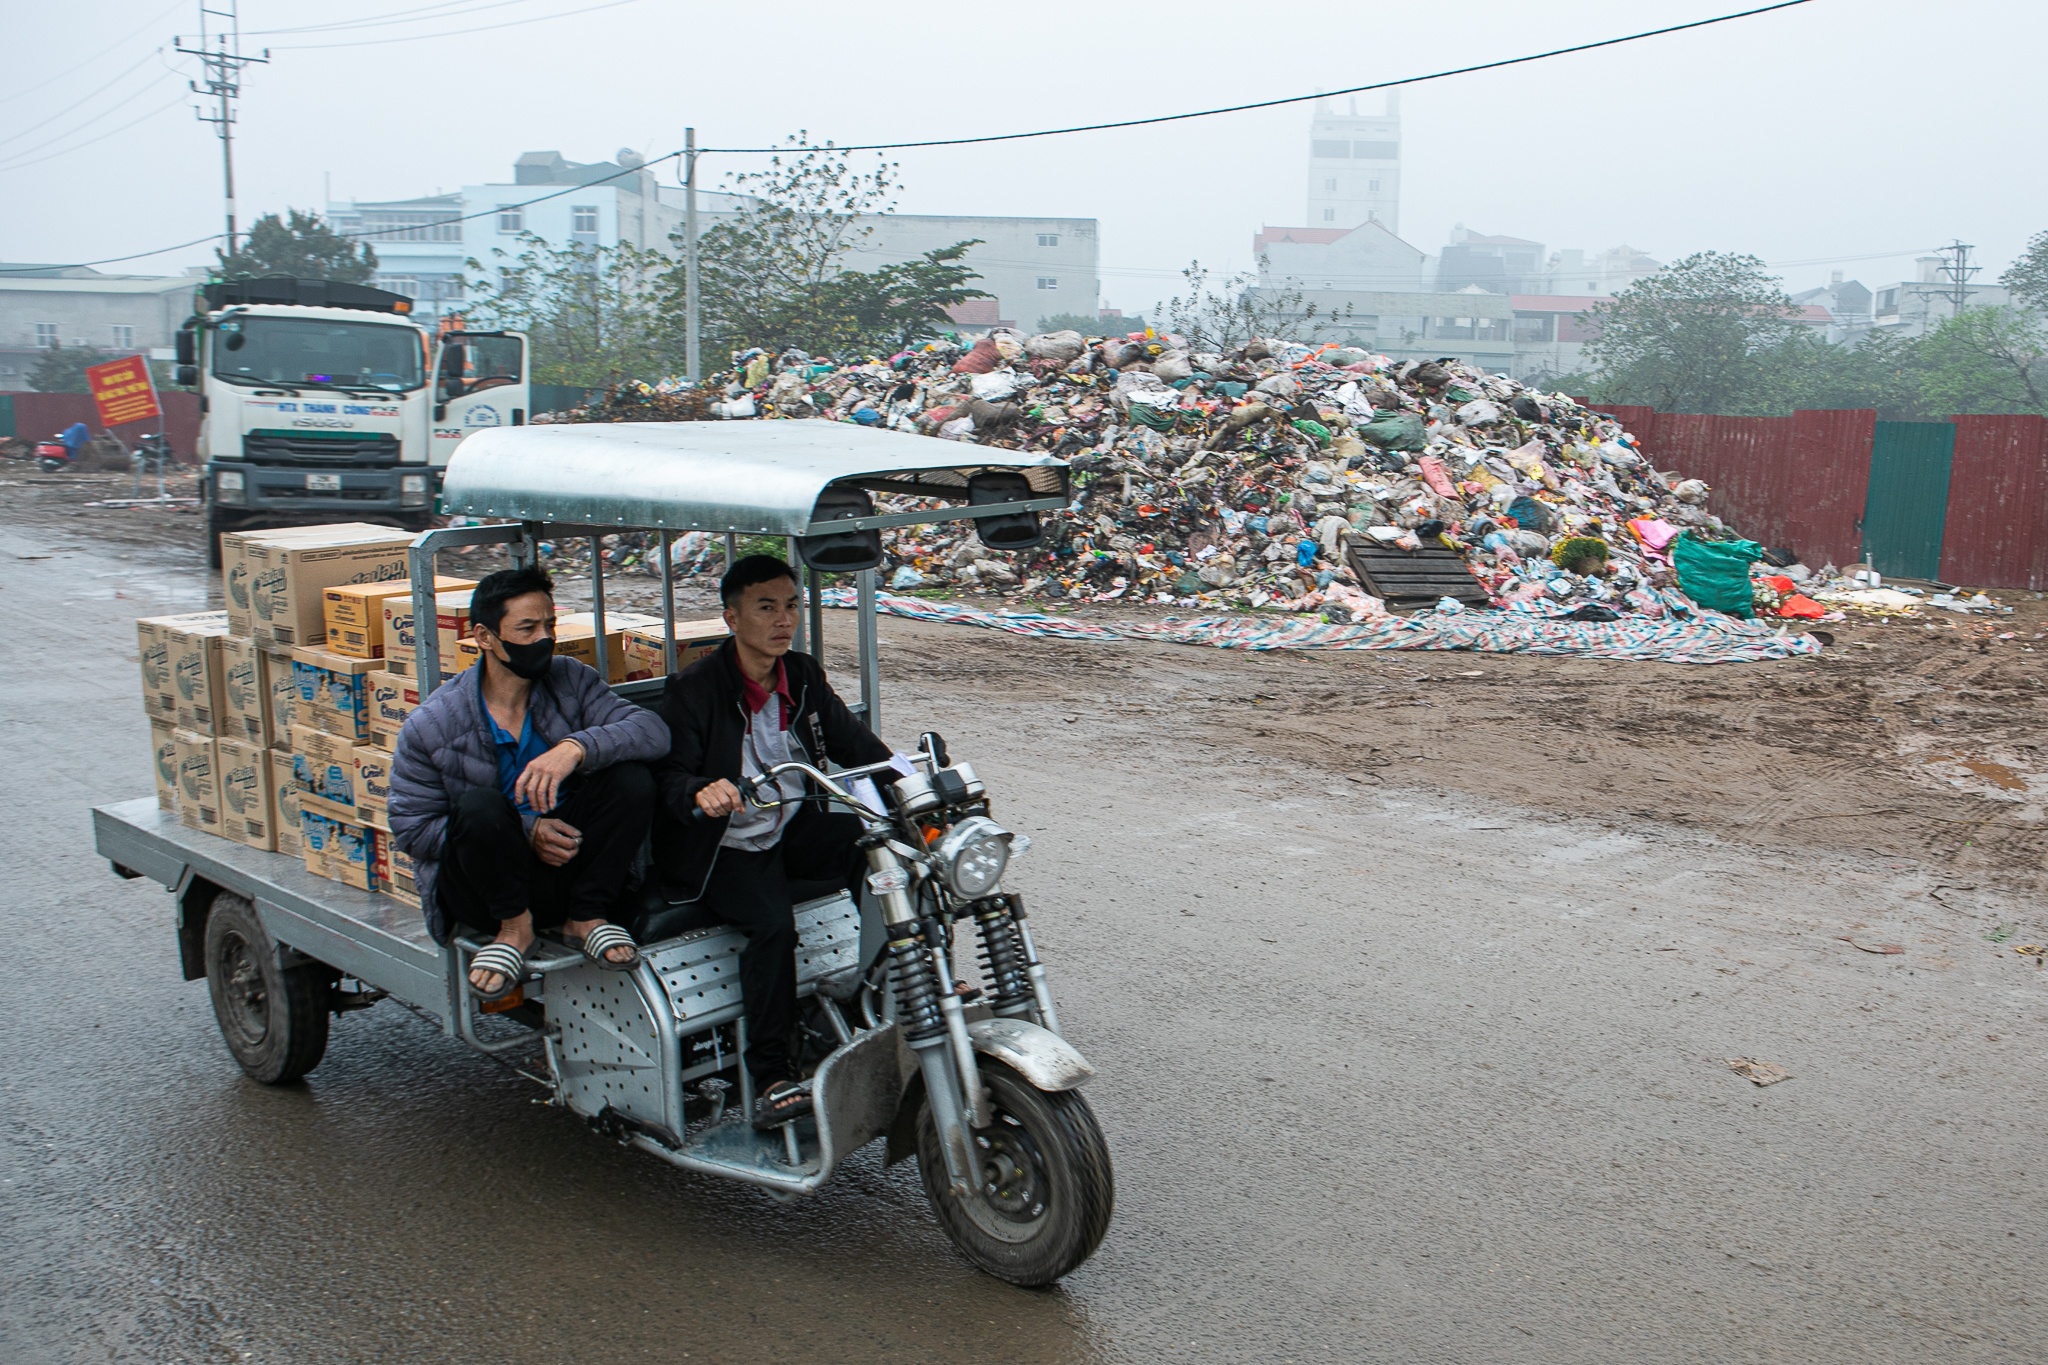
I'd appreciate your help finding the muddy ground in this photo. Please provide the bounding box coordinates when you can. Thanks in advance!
[20,464,2046,899]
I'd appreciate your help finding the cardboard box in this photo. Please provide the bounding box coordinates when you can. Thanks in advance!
[136,610,226,723]
[173,728,222,835]
[299,809,373,888]
[323,575,473,660]
[263,645,299,748]
[292,646,378,741]
[384,588,476,675]
[217,633,270,744]
[215,737,275,851]
[169,617,230,733]
[269,749,305,858]
[150,718,179,813]
[290,724,360,812]
[381,834,421,909]
[366,670,421,747]
[620,618,730,681]
[324,816,377,890]
[436,594,476,672]
[225,526,413,647]
[352,744,391,818]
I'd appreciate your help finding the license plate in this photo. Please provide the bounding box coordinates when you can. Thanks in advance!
[305,473,342,492]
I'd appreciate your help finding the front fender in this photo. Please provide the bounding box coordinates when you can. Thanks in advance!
[968,1017,1094,1092]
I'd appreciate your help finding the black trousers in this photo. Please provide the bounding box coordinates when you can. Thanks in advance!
[437,762,655,937]
[700,811,865,1087]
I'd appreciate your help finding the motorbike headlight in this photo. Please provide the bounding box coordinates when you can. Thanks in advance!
[934,815,1011,899]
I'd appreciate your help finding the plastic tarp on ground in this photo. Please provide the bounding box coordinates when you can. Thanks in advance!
[822,589,1821,664]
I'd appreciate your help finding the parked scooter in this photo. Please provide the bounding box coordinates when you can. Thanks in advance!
[35,421,92,473]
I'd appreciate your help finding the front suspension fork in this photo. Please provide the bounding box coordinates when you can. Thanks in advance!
[870,844,985,1195]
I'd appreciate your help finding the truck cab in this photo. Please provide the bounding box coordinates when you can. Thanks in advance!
[181,278,527,565]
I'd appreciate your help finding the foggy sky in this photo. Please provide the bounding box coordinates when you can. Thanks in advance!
[3,0,2040,311]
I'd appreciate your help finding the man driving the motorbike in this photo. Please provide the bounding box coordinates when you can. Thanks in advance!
[651,554,892,1130]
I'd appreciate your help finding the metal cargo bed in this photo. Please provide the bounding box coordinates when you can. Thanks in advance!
[93,797,453,1019]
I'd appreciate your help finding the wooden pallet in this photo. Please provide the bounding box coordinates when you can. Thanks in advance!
[1346,541,1494,614]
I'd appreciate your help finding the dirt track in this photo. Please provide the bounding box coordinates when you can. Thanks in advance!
[10,464,2046,902]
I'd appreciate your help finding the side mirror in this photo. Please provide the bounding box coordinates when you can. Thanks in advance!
[175,364,198,387]
[967,470,1044,551]
[174,327,196,365]
[798,485,883,573]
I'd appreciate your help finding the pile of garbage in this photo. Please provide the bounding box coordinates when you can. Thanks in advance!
[536,333,1888,623]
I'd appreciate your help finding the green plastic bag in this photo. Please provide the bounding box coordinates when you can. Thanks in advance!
[1671,532,1762,618]
[1358,410,1426,451]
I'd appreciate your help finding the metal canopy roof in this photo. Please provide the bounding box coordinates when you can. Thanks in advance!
[440,420,1070,534]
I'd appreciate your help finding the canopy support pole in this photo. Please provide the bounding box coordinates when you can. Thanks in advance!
[807,562,825,673]
[856,568,879,734]
[658,530,678,674]
[787,536,807,656]
[589,535,609,684]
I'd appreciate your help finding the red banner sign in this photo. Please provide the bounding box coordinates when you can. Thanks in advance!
[86,353,162,429]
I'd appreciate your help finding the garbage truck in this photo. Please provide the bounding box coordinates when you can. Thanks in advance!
[176,278,528,565]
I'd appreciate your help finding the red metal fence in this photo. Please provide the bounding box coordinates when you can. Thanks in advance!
[5,390,201,462]
[1943,415,2048,591]
[1588,405,1874,569]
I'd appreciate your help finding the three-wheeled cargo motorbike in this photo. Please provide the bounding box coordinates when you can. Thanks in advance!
[93,420,1113,1285]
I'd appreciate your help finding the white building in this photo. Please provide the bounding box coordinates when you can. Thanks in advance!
[1305,95,1401,234]
[0,265,198,392]
[329,148,1098,340]
[1867,256,2010,339]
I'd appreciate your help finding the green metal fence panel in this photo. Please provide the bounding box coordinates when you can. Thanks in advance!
[1862,420,1954,579]
[529,383,592,415]
[0,394,13,440]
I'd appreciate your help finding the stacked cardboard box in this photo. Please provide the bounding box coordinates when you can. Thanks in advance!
[137,524,445,910]
[620,617,730,681]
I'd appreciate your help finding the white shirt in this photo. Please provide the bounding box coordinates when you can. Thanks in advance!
[721,691,808,852]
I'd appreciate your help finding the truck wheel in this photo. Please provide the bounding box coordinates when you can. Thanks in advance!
[917,1060,1114,1286]
[202,892,330,1083]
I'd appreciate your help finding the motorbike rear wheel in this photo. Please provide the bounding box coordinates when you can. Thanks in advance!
[916,1059,1113,1287]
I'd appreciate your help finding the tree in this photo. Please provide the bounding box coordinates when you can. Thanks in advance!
[821,241,992,353]
[1037,311,1140,335]
[462,234,674,386]
[2000,230,2048,314]
[216,209,377,282]
[1910,306,2048,416]
[670,137,900,359]
[1157,260,1352,352]
[28,344,112,393]
[1580,252,1804,413]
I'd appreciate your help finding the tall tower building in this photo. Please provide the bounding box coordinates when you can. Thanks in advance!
[1306,94,1400,235]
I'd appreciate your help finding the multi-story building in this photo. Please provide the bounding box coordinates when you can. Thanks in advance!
[1305,95,1401,234]
[1867,256,2009,339]
[329,148,1099,343]
[0,265,198,392]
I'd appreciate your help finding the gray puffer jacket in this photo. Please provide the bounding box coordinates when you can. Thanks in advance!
[388,656,670,943]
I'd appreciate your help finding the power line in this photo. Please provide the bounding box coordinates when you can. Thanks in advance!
[0,87,195,174]
[698,1,1817,154]
[0,232,222,274]
[0,0,188,110]
[1,3,1820,274]
[0,48,169,150]
[272,0,650,49]
[243,0,542,37]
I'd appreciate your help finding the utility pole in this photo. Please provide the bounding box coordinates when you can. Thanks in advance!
[684,127,701,385]
[177,1,268,259]
[1936,239,1980,319]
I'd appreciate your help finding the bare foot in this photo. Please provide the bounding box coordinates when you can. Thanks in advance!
[564,916,636,966]
[472,911,536,994]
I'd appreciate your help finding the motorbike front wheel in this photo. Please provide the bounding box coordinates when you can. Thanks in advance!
[916,1059,1113,1287]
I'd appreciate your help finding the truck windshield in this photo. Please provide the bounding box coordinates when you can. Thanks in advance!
[212,316,425,391]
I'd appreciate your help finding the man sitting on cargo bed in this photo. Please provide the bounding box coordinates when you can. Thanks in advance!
[650,554,892,1130]
[388,566,671,999]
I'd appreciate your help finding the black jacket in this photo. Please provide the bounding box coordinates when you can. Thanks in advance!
[652,639,892,901]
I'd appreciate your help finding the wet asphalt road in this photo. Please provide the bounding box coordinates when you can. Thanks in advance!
[3,520,2046,1365]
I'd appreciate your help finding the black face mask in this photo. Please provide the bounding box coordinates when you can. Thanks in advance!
[495,634,555,681]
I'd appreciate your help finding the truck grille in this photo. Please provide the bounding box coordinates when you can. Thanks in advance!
[243,431,401,463]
